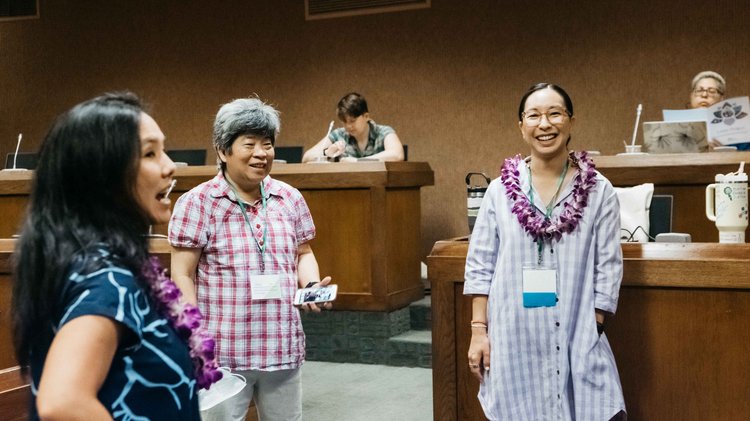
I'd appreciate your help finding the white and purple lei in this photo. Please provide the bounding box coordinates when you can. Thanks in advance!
[500,150,597,243]
[143,258,222,389]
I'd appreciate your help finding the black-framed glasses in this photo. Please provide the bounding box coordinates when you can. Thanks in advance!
[522,108,570,127]
[692,87,723,97]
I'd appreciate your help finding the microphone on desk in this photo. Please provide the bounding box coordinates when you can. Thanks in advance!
[2,134,28,173]
[620,104,644,155]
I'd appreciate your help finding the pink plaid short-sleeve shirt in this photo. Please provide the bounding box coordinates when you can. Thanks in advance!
[168,172,315,371]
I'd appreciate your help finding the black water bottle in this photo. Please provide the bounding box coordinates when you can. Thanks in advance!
[466,172,491,233]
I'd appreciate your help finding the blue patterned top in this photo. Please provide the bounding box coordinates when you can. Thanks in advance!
[29,248,200,420]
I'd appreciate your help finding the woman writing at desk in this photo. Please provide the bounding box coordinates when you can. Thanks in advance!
[302,92,404,162]
[464,83,626,420]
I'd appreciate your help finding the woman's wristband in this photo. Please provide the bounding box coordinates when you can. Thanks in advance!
[470,320,487,329]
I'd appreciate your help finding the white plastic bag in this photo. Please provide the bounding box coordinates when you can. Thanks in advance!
[198,367,247,419]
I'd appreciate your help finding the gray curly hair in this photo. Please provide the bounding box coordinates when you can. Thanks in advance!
[213,97,280,170]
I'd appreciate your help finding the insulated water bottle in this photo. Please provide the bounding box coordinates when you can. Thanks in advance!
[466,172,491,233]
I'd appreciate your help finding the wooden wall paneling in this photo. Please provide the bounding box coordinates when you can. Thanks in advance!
[429,250,458,420]
[0,197,26,238]
[385,188,423,306]
[369,185,388,305]
[0,367,28,421]
[303,188,374,308]
[0,276,14,371]
[0,173,32,240]
[0,244,16,370]
[608,287,750,420]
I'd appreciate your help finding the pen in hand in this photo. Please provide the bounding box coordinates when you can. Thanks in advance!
[326,120,334,137]
[323,121,345,159]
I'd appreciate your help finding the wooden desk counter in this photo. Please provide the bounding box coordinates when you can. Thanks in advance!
[592,151,750,186]
[0,162,435,312]
[592,152,750,242]
[428,237,750,421]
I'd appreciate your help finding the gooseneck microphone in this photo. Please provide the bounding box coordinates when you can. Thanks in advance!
[2,133,28,172]
[12,133,22,169]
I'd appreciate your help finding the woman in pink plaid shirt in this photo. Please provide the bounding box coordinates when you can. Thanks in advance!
[169,97,333,421]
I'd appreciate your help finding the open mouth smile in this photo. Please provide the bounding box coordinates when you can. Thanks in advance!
[536,134,558,142]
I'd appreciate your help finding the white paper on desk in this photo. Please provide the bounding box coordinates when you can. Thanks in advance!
[706,96,750,145]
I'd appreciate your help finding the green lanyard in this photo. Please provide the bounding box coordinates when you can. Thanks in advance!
[528,160,569,265]
[229,180,268,266]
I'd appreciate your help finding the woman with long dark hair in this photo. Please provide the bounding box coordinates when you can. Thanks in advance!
[464,83,626,420]
[12,92,219,420]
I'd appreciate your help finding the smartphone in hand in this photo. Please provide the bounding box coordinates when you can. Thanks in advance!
[294,284,338,305]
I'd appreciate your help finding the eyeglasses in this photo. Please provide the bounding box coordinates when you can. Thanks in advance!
[521,108,570,126]
[692,87,723,97]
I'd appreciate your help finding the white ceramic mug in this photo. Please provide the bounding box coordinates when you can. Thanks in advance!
[705,173,749,243]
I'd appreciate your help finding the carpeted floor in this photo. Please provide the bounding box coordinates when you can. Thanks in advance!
[301,361,433,421]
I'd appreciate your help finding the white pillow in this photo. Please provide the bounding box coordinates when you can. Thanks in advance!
[614,183,654,242]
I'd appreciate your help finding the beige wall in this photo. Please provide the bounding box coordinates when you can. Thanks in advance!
[2,0,749,258]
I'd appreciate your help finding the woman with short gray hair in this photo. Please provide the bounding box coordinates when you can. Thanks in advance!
[212,97,281,170]
[170,96,334,421]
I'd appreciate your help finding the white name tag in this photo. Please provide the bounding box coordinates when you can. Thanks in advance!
[522,268,557,308]
[251,273,282,300]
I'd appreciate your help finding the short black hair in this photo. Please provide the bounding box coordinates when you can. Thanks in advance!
[337,92,368,120]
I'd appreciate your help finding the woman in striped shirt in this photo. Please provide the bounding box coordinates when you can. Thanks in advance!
[464,83,627,420]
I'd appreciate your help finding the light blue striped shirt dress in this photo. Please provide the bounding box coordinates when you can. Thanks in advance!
[464,161,626,421]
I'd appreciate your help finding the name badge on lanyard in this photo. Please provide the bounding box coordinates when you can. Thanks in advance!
[522,161,566,308]
[228,179,281,300]
[522,266,558,308]
[251,273,283,300]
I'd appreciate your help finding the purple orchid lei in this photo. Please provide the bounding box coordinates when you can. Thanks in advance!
[500,150,597,243]
[142,257,223,389]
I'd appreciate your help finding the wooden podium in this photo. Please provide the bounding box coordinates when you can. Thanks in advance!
[0,162,434,312]
[427,237,750,421]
